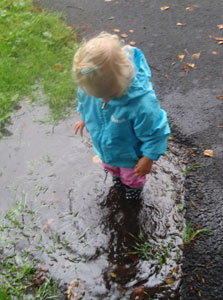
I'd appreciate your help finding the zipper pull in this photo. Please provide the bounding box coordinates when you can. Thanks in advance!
[101,102,106,109]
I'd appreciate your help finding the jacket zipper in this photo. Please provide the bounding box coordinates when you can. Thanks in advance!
[101,102,106,109]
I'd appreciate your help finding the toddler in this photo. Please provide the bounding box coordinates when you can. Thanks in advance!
[73,32,170,200]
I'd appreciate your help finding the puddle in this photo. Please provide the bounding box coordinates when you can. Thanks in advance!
[0,103,187,299]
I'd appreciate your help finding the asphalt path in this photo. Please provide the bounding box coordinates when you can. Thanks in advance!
[37,0,223,298]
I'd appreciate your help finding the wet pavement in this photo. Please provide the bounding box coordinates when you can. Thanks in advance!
[0,103,187,299]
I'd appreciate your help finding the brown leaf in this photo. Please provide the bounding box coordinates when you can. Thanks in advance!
[217,24,223,29]
[41,218,54,232]
[121,33,128,38]
[216,95,223,100]
[132,286,145,299]
[166,277,175,284]
[177,22,185,26]
[113,28,120,32]
[106,25,113,29]
[173,214,179,223]
[214,36,223,41]
[67,26,73,31]
[212,51,217,55]
[192,52,201,59]
[54,63,63,71]
[67,280,85,300]
[160,6,170,11]
[181,65,189,72]
[203,149,215,157]
[186,7,193,11]
[129,41,136,46]
[172,266,179,274]
[186,63,195,68]
[177,54,185,61]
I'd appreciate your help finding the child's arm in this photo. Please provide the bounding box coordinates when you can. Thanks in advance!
[74,120,87,136]
[134,156,153,176]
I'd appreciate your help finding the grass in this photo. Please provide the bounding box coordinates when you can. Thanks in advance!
[183,223,211,244]
[0,0,79,132]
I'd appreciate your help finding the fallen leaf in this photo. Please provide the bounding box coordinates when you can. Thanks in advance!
[33,267,49,286]
[113,28,120,32]
[203,149,215,157]
[202,277,206,283]
[160,6,170,11]
[129,41,136,46]
[106,25,113,29]
[216,95,223,99]
[191,201,197,207]
[121,33,128,38]
[41,218,54,232]
[217,24,223,29]
[129,29,134,33]
[173,214,179,223]
[181,65,189,72]
[54,63,63,71]
[105,0,112,2]
[186,7,193,11]
[214,36,223,41]
[164,74,168,79]
[212,51,217,55]
[177,22,185,26]
[192,52,201,59]
[198,291,202,297]
[186,63,195,68]
[132,286,145,299]
[177,54,185,61]
[218,41,223,45]
[92,155,101,163]
[166,277,175,284]
[67,280,85,300]
[111,272,117,278]
[172,266,179,274]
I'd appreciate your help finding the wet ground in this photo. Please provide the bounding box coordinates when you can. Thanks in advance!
[34,0,223,298]
[0,103,187,299]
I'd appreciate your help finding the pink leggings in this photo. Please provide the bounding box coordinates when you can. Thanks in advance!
[102,162,146,188]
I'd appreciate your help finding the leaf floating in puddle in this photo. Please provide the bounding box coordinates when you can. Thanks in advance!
[92,155,101,163]
[166,277,175,284]
[111,272,117,278]
[203,149,215,157]
[67,280,85,300]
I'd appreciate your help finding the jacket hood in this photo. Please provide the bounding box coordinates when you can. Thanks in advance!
[108,47,153,106]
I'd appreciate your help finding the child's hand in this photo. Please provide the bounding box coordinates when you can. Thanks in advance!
[134,157,153,176]
[74,120,87,136]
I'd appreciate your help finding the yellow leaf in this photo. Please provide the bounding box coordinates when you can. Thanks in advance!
[186,7,193,11]
[186,63,195,68]
[212,51,217,55]
[160,6,170,11]
[177,22,185,26]
[216,95,223,100]
[111,272,117,278]
[218,41,223,45]
[54,63,63,71]
[166,277,175,284]
[92,155,101,163]
[129,41,136,46]
[192,52,201,59]
[129,29,134,33]
[113,28,120,32]
[217,24,223,29]
[172,266,179,274]
[177,54,185,61]
[121,33,128,38]
[203,149,215,157]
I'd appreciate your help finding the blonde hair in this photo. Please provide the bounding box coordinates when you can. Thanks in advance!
[72,32,135,98]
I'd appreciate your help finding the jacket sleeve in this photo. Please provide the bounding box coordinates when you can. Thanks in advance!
[77,88,85,120]
[133,93,170,161]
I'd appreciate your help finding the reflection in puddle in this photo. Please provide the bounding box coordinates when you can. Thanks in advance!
[0,104,186,299]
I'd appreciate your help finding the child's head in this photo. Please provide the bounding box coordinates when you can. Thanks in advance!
[73,32,134,99]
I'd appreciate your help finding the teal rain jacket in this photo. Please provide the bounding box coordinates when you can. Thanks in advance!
[77,47,170,168]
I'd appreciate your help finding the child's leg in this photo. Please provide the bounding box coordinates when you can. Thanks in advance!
[120,168,146,200]
[102,162,122,187]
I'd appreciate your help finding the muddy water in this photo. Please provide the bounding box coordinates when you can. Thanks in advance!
[0,103,186,299]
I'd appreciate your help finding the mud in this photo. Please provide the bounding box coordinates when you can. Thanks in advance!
[0,103,187,299]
